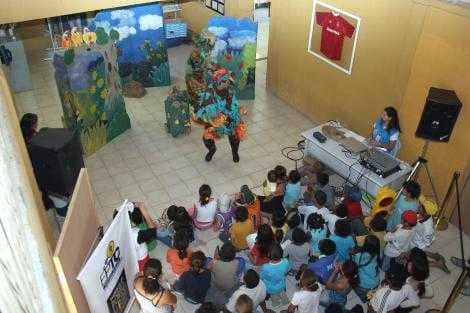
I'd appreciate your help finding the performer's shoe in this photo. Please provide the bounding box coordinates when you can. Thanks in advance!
[232,153,239,163]
[205,149,216,162]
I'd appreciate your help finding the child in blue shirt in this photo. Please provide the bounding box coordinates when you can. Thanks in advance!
[351,235,381,302]
[330,219,356,262]
[307,238,337,285]
[283,170,302,210]
[306,213,328,255]
[387,181,421,231]
[260,243,290,307]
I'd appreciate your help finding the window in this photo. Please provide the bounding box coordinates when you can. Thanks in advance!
[206,0,225,15]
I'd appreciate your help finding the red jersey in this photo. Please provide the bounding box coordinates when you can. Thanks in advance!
[316,11,355,60]
[344,199,363,219]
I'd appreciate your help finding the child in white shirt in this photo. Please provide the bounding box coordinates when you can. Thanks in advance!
[382,210,417,271]
[193,184,218,230]
[298,190,329,229]
[281,269,322,313]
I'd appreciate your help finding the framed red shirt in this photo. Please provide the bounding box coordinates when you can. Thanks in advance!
[316,11,355,61]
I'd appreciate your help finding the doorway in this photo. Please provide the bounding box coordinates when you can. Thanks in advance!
[254,0,270,60]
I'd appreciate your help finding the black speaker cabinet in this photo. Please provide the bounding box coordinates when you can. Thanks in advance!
[415,87,462,142]
[28,128,84,196]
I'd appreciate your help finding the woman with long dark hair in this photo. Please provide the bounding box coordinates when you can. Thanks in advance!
[20,113,38,143]
[351,235,381,302]
[248,224,275,266]
[134,258,177,312]
[369,106,402,154]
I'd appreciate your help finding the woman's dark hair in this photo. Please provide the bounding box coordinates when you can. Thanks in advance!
[361,235,381,258]
[173,231,189,260]
[269,243,283,260]
[403,180,421,199]
[235,206,249,222]
[142,258,162,294]
[319,239,336,256]
[316,172,329,187]
[300,269,319,292]
[334,219,352,237]
[289,170,301,184]
[384,106,401,133]
[292,228,307,246]
[307,213,325,231]
[219,242,236,262]
[267,170,277,183]
[314,190,327,207]
[274,165,287,181]
[272,213,286,242]
[342,260,359,288]
[199,184,212,206]
[190,251,206,272]
[325,303,343,313]
[20,113,38,142]
[408,247,430,282]
[256,224,275,257]
[167,205,179,221]
[244,269,260,289]
[287,212,301,229]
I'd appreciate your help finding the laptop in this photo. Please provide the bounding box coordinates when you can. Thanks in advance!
[338,137,369,154]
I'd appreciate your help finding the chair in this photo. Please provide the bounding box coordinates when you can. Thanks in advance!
[390,138,401,157]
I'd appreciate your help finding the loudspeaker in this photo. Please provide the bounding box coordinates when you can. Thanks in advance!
[415,87,462,142]
[28,128,84,196]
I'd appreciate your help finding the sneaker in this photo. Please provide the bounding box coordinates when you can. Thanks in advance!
[205,149,216,162]
[232,153,239,163]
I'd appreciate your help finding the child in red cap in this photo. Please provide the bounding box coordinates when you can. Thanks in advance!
[382,210,417,271]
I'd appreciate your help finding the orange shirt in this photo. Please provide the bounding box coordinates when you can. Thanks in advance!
[166,248,192,275]
[229,219,254,250]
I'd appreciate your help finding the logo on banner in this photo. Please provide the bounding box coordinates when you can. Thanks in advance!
[100,240,122,289]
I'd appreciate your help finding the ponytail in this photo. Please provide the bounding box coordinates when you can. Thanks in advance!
[142,259,162,294]
[199,184,212,206]
[173,232,189,260]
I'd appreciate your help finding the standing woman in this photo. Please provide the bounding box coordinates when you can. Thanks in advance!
[369,106,401,154]
[134,258,177,313]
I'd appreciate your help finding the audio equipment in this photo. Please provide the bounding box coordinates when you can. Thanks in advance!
[415,87,462,142]
[28,128,84,196]
[360,148,401,178]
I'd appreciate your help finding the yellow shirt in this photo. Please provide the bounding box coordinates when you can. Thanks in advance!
[230,219,254,250]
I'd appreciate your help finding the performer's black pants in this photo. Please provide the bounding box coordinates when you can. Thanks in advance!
[203,135,239,157]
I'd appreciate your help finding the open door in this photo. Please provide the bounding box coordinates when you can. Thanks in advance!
[53,168,101,313]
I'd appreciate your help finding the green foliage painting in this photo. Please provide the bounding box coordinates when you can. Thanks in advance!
[53,42,131,155]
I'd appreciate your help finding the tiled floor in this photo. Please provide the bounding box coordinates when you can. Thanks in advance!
[14,44,470,312]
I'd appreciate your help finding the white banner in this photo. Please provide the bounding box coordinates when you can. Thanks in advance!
[78,200,138,313]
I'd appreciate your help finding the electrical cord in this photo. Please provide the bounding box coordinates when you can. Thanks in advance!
[281,139,306,169]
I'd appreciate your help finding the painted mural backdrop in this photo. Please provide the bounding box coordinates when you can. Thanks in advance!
[93,4,170,88]
[207,17,258,100]
[53,34,131,155]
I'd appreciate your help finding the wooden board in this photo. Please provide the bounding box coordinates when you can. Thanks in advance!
[53,168,101,313]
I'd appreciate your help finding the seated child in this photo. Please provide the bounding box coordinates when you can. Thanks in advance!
[306,213,328,256]
[368,265,419,313]
[307,238,337,285]
[283,228,311,273]
[206,242,242,306]
[271,212,289,243]
[323,203,347,235]
[249,224,275,266]
[329,219,356,262]
[193,184,218,230]
[226,269,267,313]
[314,172,335,210]
[285,212,301,242]
[226,206,254,251]
[387,181,421,231]
[357,211,387,250]
[173,251,211,304]
[260,243,290,307]
[282,170,302,210]
[325,260,359,308]
[383,210,417,271]
[233,294,254,313]
[236,185,261,229]
[344,186,363,219]
[167,205,194,243]
[128,203,154,271]
[260,170,284,223]
[166,231,192,275]
[282,269,322,313]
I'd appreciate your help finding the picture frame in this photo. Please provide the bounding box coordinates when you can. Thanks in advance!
[206,0,225,15]
[307,0,361,75]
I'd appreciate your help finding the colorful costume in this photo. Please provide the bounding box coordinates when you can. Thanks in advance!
[193,67,247,162]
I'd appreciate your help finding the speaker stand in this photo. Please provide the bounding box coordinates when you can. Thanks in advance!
[394,140,440,207]
[426,172,468,313]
